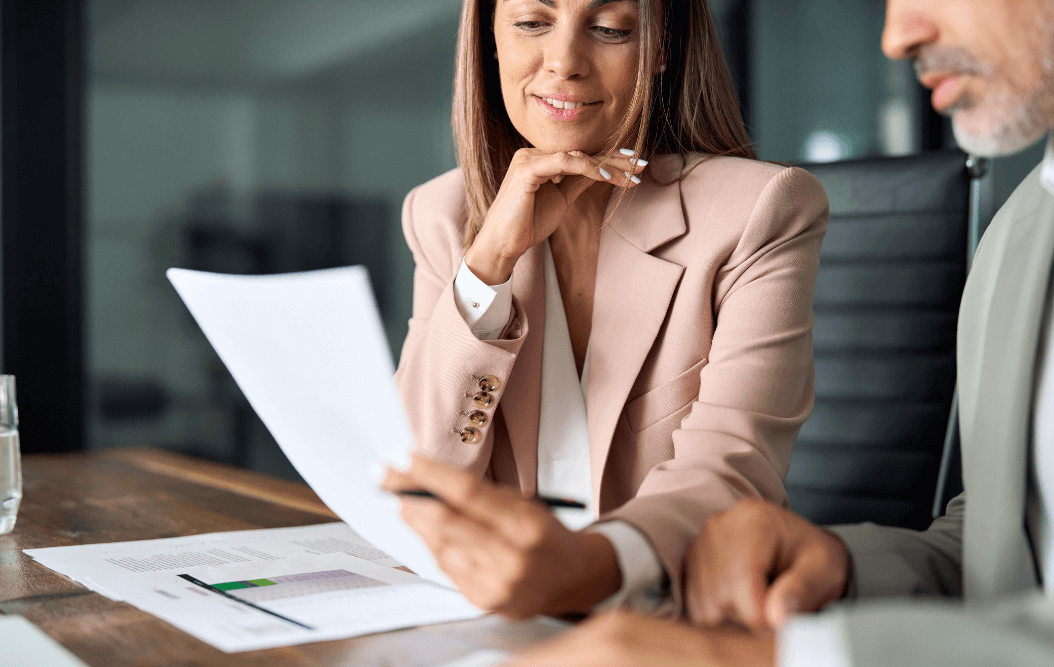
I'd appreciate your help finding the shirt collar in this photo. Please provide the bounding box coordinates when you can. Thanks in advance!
[1041,134,1054,195]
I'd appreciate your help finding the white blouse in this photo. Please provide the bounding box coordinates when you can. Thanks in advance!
[453,241,664,609]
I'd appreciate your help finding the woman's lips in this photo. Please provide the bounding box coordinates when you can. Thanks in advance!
[534,95,598,121]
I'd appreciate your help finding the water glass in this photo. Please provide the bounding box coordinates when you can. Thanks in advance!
[0,376,20,535]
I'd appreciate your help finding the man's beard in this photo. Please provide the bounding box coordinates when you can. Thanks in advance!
[915,28,1054,158]
[949,87,1051,157]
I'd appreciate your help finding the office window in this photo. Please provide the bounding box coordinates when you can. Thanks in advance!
[87,0,461,474]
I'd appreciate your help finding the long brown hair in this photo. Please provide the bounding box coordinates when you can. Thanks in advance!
[453,0,755,247]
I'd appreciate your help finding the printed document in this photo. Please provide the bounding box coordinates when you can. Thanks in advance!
[24,267,495,652]
[165,267,450,585]
[25,523,481,653]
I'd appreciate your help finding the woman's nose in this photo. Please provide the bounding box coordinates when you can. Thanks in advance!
[544,29,590,79]
[882,0,940,61]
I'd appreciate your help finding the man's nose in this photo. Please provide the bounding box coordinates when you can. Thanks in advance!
[882,1,940,60]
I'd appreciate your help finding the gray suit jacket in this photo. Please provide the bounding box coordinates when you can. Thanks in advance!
[817,162,1054,666]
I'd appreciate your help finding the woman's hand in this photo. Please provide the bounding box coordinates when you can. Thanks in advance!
[465,149,646,285]
[382,454,622,619]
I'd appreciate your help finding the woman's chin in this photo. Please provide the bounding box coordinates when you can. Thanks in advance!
[521,131,605,156]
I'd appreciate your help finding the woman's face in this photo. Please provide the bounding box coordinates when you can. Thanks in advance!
[493,0,643,154]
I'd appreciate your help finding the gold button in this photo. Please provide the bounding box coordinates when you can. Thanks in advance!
[479,375,500,392]
[467,410,487,427]
[472,392,492,409]
[460,427,482,444]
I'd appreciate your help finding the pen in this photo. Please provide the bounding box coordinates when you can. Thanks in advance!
[177,574,316,630]
[394,489,586,510]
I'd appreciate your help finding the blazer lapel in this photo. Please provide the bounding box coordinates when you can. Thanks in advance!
[501,243,545,495]
[586,157,687,509]
[961,183,1054,601]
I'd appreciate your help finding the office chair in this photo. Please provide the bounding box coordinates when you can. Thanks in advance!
[788,150,988,530]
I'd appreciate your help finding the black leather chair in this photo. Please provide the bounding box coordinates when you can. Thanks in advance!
[788,150,980,530]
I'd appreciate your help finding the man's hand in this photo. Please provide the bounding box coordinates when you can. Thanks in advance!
[502,612,775,667]
[382,455,621,619]
[685,499,851,630]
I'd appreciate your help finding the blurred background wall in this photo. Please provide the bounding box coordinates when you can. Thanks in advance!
[79,0,1046,479]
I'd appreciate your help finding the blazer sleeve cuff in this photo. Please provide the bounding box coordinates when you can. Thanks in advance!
[453,258,514,340]
[587,520,669,613]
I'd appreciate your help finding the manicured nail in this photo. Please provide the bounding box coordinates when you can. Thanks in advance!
[388,451,412,471]
[624,171,641,185]
[599,167,612,180]
[619,148,637,156]
[632,158,649,167]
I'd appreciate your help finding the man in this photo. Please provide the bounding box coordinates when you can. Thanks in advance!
[505,0,1054,665]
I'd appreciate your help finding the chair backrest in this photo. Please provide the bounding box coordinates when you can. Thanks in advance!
[790,150,970,529]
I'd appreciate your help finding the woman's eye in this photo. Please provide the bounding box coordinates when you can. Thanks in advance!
[592,26,632,41]
[513,21,547,32]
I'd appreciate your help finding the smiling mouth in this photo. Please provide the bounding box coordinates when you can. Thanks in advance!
[536,96,599,110]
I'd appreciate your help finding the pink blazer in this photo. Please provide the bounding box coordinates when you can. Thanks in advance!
[396,154,829,608]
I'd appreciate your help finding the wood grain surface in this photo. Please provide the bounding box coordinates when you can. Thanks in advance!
[0,449,563,667]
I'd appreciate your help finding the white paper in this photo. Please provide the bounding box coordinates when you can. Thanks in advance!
[165,266,452,586]
[0,616,89,667]
[25,524,482,652]
[101,554,479,653]
[25,522,402,597]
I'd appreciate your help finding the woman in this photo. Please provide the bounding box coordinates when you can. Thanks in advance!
[385,0,828,619]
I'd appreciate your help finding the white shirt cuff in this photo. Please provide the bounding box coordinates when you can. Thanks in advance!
[779,614,851,667]
[453,259,513,341]
[587,520,667,612]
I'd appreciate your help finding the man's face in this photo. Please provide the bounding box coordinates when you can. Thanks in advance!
[883,0,1054,156]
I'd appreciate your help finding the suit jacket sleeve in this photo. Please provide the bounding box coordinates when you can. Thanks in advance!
[789,593,1054,667]
[606,166,829,611]
[828,491,965,599]
[395,183,529,476]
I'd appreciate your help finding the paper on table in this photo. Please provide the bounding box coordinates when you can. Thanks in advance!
[25,523,483,652]
[120,552,480,652]
[166,267,450,586]
[25,522,403,599]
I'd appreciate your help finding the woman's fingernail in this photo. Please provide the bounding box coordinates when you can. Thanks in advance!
[633,158,649,167]
[625,171,641,185]
[599,167,612,180]
[619,148,637,156]
[388,451,412,471]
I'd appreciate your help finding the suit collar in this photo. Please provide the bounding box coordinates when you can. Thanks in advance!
[963,172,1054,599]
[502,159,689,504]
[1040,134,1054,195]
[607,153,687,253]
[586,160,688,508]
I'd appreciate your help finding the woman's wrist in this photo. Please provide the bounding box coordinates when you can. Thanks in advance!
[557,532,622,615]
[464,235,520,286]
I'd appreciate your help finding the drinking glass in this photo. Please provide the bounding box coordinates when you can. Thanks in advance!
[0,376,20,535]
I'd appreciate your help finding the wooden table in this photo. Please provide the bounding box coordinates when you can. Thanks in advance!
[0,449,563,666]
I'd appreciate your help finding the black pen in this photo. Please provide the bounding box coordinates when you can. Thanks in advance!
[394,489,586,510]
[177,574,316,630]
